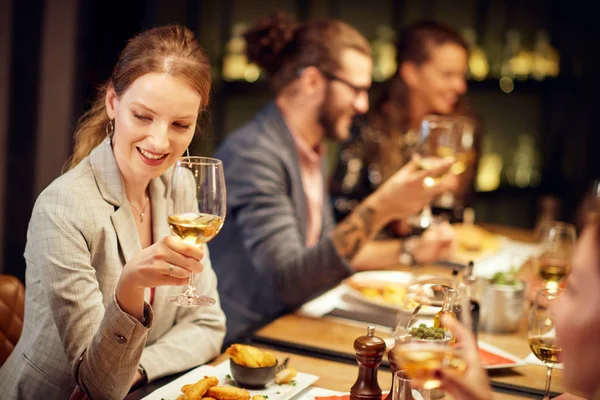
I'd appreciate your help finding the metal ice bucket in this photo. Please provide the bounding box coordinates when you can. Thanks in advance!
[476,278,526,333]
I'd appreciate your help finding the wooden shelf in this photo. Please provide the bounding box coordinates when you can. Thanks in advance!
[212,76,581,97]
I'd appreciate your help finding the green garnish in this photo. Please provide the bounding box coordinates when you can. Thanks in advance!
[491,269,518,286]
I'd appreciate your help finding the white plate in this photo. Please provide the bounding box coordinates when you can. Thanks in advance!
[477,341,527,370]
[344,271,441,316]
[143,360,319,400]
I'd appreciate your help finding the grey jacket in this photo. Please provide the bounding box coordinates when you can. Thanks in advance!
[211,103,353,344]
[0,138,225,400]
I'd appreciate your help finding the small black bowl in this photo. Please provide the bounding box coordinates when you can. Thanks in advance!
[229,359,278,389]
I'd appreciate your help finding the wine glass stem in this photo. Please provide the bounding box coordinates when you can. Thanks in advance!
[185,272,197,295]
[543,365,553,400]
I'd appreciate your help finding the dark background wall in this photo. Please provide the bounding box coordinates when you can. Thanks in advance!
[1,0,598,281]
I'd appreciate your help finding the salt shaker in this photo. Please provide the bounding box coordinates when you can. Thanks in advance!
[350,326,386,400]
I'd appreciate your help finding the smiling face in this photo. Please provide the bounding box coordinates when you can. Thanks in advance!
[105,72,202,183]
[554,224,600,397]
[319,48,372,142]
[404,43,468,115]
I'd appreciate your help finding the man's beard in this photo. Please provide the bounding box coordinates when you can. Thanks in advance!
[317,86,349,143]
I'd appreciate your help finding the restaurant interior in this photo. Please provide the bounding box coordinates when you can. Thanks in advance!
[0,0,599,399]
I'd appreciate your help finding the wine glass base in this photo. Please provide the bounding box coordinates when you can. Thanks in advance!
[167,294,216,308]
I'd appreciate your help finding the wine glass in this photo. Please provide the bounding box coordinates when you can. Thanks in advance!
[535,222,576,289]
[167,156,226,307]
[414,115,476,225]
[392,286,469,399]
[528,288,563,400]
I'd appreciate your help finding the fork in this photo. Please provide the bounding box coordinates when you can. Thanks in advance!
[276,357,290,373]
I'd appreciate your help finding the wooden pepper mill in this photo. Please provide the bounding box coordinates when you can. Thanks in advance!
[384,347,413,400]
[350,326,386,400]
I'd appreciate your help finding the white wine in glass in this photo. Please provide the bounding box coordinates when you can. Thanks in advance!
[167,156,226,307]
[528,288,563,400]
[536,222,576,289]
[392,286,469,398]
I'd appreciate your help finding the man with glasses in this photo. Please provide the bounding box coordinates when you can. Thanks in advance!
[210,13,457,344]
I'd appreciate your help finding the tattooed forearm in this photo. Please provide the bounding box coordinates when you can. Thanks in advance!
[332,205,376,260]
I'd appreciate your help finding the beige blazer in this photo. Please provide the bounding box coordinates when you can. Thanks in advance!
[0,138,226,400]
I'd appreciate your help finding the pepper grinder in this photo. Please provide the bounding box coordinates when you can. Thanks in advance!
[350,326,386,400]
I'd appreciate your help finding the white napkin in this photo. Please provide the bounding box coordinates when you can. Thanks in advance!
[472,239,542,278]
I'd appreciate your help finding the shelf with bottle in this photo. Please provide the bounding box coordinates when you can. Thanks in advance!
[213,75,579,98]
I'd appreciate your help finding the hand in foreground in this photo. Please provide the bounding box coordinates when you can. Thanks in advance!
[411,221,457,264]
[435,314,493,400]
[377,155,456,219]
[119,235,205,290]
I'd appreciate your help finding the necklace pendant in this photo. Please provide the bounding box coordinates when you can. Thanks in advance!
[140,212,144,223]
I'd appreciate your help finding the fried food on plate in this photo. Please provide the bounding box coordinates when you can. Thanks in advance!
[252,396,267,400]
[225,344,277,367]
[206,385,251,400]
[274,367,297,384]
[179,376,219,400]
[453,224,501,253]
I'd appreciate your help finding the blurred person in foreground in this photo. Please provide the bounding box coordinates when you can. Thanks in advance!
[330,20,481,234]
[0,25,226,399]
[435,193,600,400]
[210,12,457,344]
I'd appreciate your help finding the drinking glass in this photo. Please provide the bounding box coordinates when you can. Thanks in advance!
[391,372,415,400]
[167,156,226,307]
[535,222,576,289]
[528,288,563,400]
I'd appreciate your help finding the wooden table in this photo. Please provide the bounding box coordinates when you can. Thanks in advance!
[129,346,530,400]
[251,225,568,398]
[253,314,566,397]
[130,224,563,399]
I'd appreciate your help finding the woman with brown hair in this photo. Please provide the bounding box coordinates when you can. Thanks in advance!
[0,25,226,399]
[331,20,480,230]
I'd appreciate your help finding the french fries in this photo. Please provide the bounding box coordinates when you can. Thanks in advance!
[225,344,277,367]
[178,376,219,400]
[206,386,251,400]
[178,376,251,400]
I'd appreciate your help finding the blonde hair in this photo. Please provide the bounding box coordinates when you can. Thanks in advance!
[64,25,211,171]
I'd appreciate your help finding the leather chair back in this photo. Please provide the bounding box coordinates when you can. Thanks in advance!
[0,274,24,366]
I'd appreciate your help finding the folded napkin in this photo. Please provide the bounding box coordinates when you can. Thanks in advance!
[472,239,542,278]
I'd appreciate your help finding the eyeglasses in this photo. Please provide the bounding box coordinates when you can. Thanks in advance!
[319,70,371,97]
